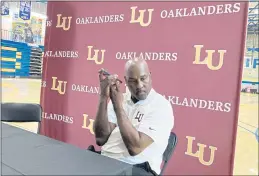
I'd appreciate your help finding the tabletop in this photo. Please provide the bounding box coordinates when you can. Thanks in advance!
[1,123,136,175]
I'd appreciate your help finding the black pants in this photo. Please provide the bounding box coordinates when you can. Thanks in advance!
[133,162,158,176]
[87,145,157,176]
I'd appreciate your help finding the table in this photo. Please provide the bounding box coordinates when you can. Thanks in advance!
[0,123,140,175]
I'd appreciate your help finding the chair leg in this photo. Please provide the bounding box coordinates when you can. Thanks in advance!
[37,122,41,134]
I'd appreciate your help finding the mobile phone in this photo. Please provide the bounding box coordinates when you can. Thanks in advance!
[102,70,123,83]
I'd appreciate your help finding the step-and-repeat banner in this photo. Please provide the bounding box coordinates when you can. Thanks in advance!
[40,2,248,175]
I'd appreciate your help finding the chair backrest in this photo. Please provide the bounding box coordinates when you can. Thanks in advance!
[160,132,177,175]
[1,103,42,133]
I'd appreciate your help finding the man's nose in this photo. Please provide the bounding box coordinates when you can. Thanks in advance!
[136,80,144,89]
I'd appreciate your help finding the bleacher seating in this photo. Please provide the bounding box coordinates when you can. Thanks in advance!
[1,39,44,78]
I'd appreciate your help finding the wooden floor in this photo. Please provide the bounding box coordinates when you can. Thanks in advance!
[2,78,258,175]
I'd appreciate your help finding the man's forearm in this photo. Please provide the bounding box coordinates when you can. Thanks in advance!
[114,106,142,156]
[93,97,111,143]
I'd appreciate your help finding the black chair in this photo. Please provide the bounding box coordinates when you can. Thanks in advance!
[87,132,177,175]
[87,145,101,154]
[1,103,42,134]
[160,132,177,175]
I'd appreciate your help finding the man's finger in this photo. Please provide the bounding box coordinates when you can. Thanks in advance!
[109,85,116,97]
[115,81,121,91]
[110,84,116,91]
[98,68,107,81]
[98,68,105,73]
[108,74,118,84]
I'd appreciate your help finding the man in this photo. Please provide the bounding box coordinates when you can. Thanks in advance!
[93,58,174,175]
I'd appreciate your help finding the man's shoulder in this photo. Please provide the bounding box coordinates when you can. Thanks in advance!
[152,91,174,128]
[152,91,172,108]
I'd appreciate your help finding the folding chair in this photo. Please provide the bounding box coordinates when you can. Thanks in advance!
[160,132,178,175]
[1,103,42,134]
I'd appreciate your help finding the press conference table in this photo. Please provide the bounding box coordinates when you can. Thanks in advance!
[0,123,140,175]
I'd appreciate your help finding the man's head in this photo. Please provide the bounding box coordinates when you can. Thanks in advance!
[124,58,152,101]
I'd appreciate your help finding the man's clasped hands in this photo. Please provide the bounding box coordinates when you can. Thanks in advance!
[98,68,124,110]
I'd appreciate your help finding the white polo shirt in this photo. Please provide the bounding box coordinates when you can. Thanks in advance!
[101,89,174,174]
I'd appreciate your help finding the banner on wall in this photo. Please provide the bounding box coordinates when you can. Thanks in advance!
[19,1,31,20]
[31,16,43,44]
[40,2,248,175]
[12,15,27,43]
[12,13,40,44]
[1,1,9,16]
[12,17,33,44]
[12,13,43,44]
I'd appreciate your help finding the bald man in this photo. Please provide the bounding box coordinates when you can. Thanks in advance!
[93,58,174,175]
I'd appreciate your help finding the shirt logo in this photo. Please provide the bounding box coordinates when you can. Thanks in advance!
[134,111,144,122]
[149,127,156,131]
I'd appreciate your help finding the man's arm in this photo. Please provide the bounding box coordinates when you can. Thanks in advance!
[94,70,118,146]
[93,97,116,146]
[114,106,153,156]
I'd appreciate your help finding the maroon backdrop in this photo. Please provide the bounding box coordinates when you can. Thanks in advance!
[40,2,248,175]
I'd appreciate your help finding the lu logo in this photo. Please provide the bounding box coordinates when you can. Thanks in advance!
[51,77,67,95]
[56,14,72,31]
[193,45,227,71]
[130,6,154,27]
[82,114,95,134]
[135,111,144,122]
[185,136,217,166]
[86,46,106,65]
